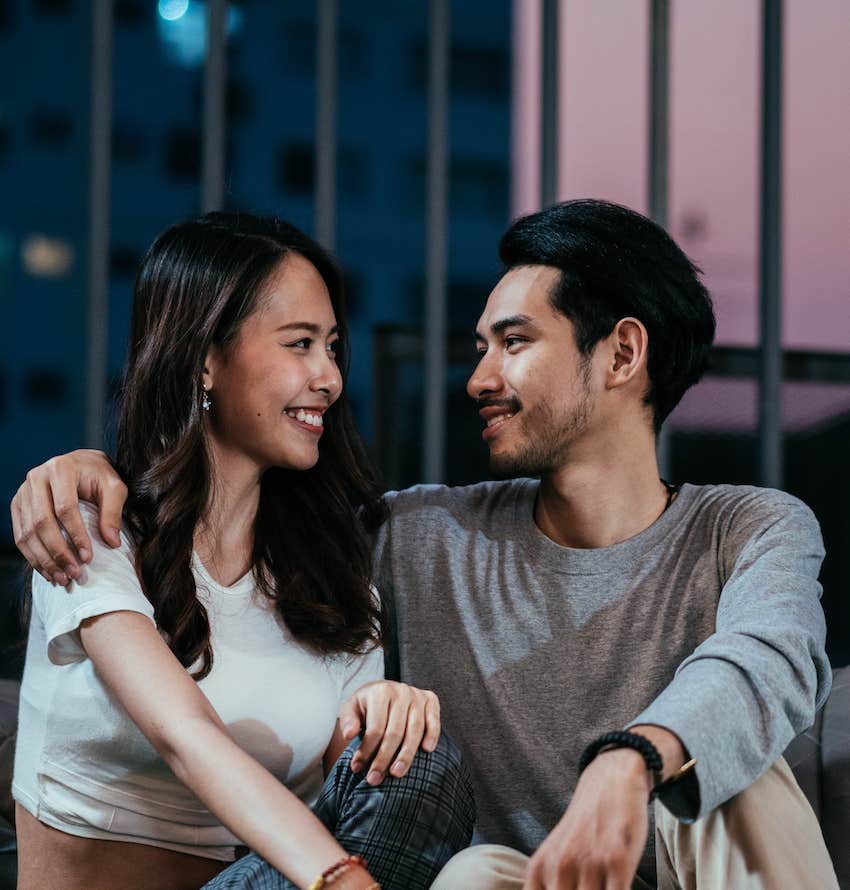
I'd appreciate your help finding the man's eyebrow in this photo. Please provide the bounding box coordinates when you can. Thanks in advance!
[275,322,339,336]
[474,314,535,340]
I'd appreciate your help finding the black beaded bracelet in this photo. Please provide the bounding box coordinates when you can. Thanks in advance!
[578,730,664,788]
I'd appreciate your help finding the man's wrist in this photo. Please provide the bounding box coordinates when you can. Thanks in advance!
[593,746,654,794]
[579,725,695,801]
[628,724,687,782]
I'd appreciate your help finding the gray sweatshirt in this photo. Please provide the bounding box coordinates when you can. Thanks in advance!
[373,479,830,855]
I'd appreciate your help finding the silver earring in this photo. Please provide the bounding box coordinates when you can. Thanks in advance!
[202,387,212,411]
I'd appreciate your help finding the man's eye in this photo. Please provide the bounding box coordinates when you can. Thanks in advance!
[505,336,525,349]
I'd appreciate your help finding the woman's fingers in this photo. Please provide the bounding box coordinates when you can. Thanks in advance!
[387,689,440,777]
[344,682,443,783]
[387,701,424,778]
[350,686,390,773]
[364,696,409,784]
[421,689,441,752]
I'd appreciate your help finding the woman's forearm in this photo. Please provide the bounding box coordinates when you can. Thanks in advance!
[163,716,348,889]
[79,611,374,890]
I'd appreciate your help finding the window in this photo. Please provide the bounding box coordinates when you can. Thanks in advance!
[276,142,313,195]
[339,147,369,201]
[164,127,200,181]
[114,0,145,26]
[24,368,66,406]
[30,110,73,147]
[276,143,369,201]
[451,159,508,219]
[0,0,14,32]
[406,39,510,102]
[401,155,509,219]
[32,0,72,15]
[342,269,363,319]
[340,27,369,81]
[109,246,141,279]
[112,121,145,163]
[280,20,314,75]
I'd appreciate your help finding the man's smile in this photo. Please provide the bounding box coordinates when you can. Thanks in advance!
[478,403,521,441]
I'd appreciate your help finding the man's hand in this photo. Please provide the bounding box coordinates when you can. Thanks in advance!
[10,449,126,585]
[524,748,650,890]
[524,727,686,889]
[338,681,441,785]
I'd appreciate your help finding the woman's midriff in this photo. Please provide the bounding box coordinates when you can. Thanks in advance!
[15,804,233,890]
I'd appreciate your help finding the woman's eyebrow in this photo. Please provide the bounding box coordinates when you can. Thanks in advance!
[275,322,340,336]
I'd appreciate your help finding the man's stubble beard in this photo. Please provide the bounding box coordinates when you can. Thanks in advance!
[487,386,595,479]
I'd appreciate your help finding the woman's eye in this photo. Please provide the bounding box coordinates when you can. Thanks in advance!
[326,341,339,357]
[288,338,311,349]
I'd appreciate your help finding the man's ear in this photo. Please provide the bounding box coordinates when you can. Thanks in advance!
[606,317,648,390]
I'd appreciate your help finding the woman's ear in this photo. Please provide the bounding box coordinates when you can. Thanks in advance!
[202,344,222,393]
[606,317,649,389]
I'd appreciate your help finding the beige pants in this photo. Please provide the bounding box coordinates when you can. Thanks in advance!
[431,758,839,890]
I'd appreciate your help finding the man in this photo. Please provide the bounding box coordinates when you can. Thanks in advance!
[12,200,838,889]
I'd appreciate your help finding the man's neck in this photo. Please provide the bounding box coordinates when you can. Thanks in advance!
[534,438,671,550]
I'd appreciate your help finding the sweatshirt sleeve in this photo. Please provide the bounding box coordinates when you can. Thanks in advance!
[628,491,831,821]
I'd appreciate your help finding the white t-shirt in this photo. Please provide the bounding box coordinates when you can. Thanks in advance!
[13,503,384,861]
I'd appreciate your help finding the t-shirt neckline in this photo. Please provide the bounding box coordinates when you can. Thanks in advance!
[191,552,255,596]
[516,479,695,575]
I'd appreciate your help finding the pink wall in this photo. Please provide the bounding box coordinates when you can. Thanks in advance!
[512,0,850,355]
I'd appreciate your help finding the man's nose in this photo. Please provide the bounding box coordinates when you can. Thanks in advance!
[467,352,504,400]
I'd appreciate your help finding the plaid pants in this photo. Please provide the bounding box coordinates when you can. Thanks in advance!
[202,731,475,890]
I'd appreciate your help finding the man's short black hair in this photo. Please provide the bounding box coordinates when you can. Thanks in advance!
[499,199,716,432]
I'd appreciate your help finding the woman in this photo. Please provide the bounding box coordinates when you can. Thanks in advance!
[13,213,473,890]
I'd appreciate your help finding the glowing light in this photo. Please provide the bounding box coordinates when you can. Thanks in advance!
[158,0,189,22]
[22,235,74,278]
[156,1,243,69]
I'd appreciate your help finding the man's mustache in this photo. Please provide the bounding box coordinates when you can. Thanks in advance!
[477,397,522,414]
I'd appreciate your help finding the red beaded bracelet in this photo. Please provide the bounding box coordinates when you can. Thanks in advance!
[308,854,369,890]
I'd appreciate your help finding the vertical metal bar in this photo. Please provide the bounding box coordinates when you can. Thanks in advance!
[648,0,672,477]
[648,0,669,230]
[540,0,559,207]
[84,0,113,449]
[423,0,450,483]
[511,0,542,218]
[315,0,337,250]
[758,0,784,488]
[201,0,227,213]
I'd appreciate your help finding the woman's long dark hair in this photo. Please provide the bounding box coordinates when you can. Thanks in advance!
[116,212,385,679]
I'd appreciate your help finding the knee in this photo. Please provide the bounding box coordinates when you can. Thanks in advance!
[408,731,475,811]
[431,845,527,890]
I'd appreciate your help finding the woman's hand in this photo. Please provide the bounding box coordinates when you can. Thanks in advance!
[11,449,126,585]
[337,681,441,785]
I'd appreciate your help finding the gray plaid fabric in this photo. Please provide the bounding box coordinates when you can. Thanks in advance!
[202,732,475,890]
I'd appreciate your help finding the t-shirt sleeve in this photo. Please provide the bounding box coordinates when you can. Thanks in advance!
[30,503,155,666]
[628,491,830,822]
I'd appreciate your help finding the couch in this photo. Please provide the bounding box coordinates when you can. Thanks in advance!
[1,669,848,888]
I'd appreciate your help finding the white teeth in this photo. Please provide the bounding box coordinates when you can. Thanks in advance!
[287,409,323,427]
[486,413,513,428]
